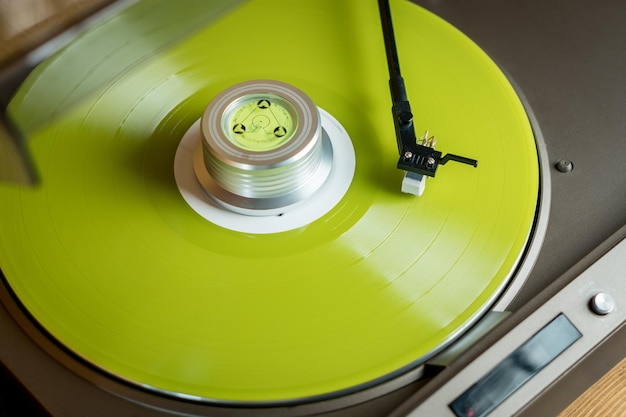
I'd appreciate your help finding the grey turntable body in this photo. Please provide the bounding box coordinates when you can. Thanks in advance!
[1,0,625,416]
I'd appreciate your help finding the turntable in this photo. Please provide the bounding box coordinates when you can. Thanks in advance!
[0,1,624,416]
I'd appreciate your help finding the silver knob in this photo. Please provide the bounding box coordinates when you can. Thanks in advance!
[589,292,616,315]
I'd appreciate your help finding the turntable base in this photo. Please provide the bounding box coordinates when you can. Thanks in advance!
[0,329,622,416]
[7,0,626,417]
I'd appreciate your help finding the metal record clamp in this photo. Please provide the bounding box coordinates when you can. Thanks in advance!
[378,0,478,196]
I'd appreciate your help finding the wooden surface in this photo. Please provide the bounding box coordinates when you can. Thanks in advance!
[0,0,113,67]
[558,356,626,417]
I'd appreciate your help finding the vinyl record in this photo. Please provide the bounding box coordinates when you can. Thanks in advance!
[0,0,539,404]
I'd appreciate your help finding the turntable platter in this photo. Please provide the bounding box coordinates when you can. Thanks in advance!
[0,0,539,403]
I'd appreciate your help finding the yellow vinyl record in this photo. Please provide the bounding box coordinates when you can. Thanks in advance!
[0,0,539,404]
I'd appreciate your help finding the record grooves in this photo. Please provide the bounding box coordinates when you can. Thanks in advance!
[0,0,540,407]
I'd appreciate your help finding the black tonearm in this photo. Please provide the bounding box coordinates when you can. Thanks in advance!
[377,0,477,188]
